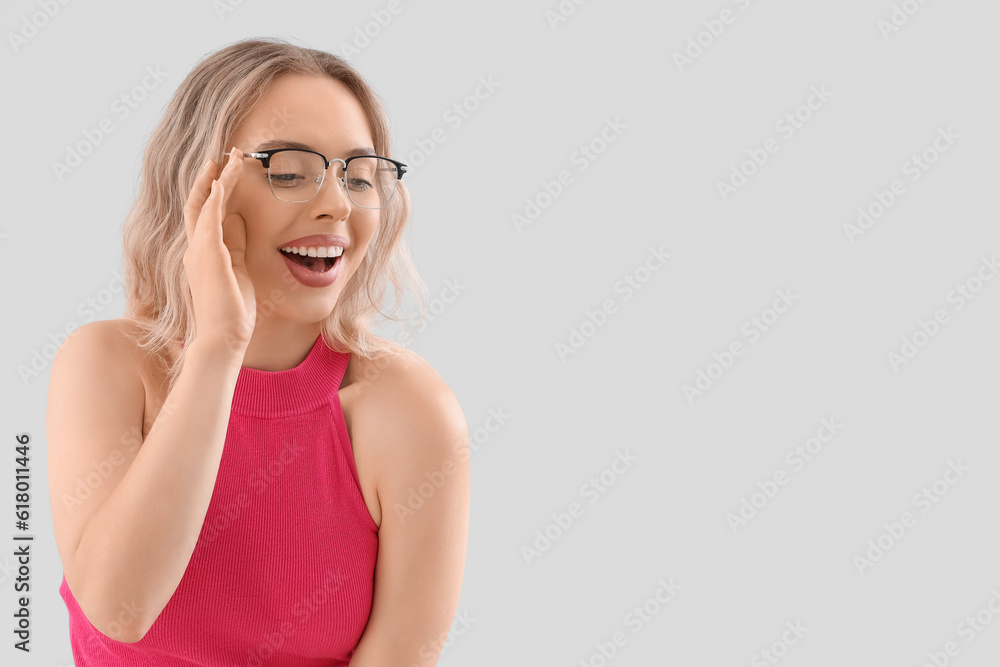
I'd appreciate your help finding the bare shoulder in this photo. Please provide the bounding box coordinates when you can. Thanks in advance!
[51,318,143,378]
[47,317,153,456]
[345,340,468,462]
[46,315,179,473]
[51,317,166,396]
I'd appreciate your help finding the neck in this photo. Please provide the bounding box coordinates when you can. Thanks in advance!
[240,320,323,372]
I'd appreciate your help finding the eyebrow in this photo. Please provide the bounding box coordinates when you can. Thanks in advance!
[254,139,377,158]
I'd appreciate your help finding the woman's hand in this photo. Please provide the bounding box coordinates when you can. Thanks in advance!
[182,147,256,353]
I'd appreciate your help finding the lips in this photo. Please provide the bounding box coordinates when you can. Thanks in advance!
[277,234,349,249]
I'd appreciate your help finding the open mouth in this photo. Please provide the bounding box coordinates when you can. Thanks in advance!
[279,248,342,273]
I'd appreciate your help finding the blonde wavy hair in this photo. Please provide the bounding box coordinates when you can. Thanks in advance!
[121,37,426,391]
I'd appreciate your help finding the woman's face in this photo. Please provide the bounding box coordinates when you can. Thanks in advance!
[224,72,381,327]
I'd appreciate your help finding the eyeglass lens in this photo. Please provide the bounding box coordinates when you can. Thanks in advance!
[266,150,399,208]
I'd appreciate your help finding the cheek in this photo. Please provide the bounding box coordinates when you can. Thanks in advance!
[343,217,379,274]
[230,183,282,256]
[354,213,381,247]
[232,171,270,209]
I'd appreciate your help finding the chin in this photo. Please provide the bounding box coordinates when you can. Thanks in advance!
[247,270,343,322]
[275,293,342,322]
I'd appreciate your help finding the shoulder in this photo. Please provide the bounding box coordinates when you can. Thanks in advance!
[346,339,468,466]
[50,318,167,405]
[52,318,141,374]
[46,319,146,489]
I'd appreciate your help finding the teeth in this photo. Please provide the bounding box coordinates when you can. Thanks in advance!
[280,245,343,258]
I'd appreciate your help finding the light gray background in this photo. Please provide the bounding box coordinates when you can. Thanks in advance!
[2,0,1000,665]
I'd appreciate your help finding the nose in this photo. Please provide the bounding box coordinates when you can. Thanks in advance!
[311,159,352,219]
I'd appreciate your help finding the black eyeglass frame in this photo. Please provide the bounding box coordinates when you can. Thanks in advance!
[223,148,408,206]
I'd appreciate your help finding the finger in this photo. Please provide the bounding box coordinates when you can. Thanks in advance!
[217,147,244,208]
[221,213,247,269]
[183,158,217,244]
[198,179,225,251]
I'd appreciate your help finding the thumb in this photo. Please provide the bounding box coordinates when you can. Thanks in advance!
[221,213,248,268]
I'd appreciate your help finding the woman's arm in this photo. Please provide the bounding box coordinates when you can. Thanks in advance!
[47,320,245,642]
[347,358,471,666]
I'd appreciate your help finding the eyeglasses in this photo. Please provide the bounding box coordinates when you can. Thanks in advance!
[223,148,407,209]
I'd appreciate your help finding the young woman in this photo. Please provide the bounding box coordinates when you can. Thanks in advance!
[46,37,470,666]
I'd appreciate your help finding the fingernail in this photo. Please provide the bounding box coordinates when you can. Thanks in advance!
[211,180,217,194]
[202,158,212,171]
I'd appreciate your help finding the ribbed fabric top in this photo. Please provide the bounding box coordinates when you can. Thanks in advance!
[59,333,379,666]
